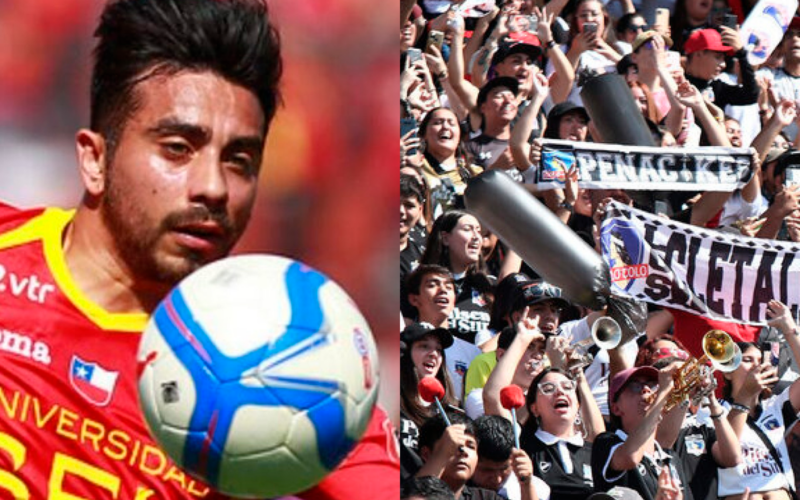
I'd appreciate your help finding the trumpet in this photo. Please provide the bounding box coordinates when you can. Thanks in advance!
[567,317,622,372]
[663,330,742,412]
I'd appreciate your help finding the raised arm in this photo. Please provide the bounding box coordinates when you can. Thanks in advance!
[766,299,800,413]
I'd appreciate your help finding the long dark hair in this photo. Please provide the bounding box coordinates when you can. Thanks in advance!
[91,0,282,153]
[419,107,473,182]
[400,337,456,426]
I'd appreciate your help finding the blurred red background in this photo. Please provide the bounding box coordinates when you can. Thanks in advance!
[0,0,399,420]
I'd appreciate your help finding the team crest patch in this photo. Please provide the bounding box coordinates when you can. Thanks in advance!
[637,463,647,476]
[761,417,780,431]
[539,461,552,473]
[455,361,468,377]
[684,435,705,456]
[70,355,119,406]
[600,218,649,292]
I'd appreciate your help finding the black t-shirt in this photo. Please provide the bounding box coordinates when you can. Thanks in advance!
[459,484,507,500]
[673,422,717,500]
[520,428,595,500]
[400,239,424,319]
[592,430,694,500]
[450,275,492,344]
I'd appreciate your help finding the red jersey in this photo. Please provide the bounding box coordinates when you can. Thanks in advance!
[0,204,398,499]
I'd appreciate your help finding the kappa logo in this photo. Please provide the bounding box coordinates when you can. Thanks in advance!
[539,461,552,473]
[601,218,649,292]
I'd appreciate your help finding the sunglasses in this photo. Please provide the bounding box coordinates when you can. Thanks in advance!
[627,24,647,32]
[538,379,577,395]
[521,282,563,300]
[652,347,689,361]
[625,380,659,395]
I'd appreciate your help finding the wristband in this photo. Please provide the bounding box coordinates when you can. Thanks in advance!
[730,402,750,414]
[709,411,723,419]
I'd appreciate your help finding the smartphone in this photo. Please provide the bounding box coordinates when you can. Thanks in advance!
[401,117,419,156]
[406,48,423,70]
[785,166,800,187]
[721,13,738,29]
[655,8,670,28]
[426,30,445,53]
[510,14,538,33]
[762,342,779,367]
[665,50,682,73]
[583,22,598,34]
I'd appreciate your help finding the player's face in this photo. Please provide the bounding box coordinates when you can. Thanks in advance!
[726,346,762,392]
[411,334,443,379]
[100,70,265,285]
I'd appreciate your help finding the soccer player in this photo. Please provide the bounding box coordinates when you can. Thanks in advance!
[0,0,398,498]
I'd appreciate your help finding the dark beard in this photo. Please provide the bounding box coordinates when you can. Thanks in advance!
[101,171,236,287]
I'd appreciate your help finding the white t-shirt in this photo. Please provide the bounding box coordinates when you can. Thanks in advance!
[718,189,768,228]
[717,390,798,497]
[445,337,481,403]
[464,387,485,420]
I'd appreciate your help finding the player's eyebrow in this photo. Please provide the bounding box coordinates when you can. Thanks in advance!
[147,118,211,143]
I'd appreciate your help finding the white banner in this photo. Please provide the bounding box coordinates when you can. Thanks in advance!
[600,201,800,325]
[535,139,754,192]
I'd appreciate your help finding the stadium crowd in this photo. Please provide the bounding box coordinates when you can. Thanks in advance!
[399,0,800,499]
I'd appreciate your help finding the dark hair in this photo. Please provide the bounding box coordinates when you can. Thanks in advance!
[401,476,456,500]
[420,210,489,275]
[634,333,690,367]
[91,0,282,152]
[418,411,475,452]
[568,0,610,43]
[418,107,472,182]
[474,415,514,462]
[401,174,426,205]
[405,264,453,296]
[523,368,578,433]
[488,273,530,331]
[615,12,644,35]
[400,340,457,427]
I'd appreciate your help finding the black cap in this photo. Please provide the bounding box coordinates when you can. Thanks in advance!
[477,76,520,106]
[490,41,542,68]
[775,148,800,176]
[401,322,454,349]
[510,280,570,313]
[547,101,589,123]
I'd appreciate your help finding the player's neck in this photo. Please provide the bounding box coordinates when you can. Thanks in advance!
[64,208,168,314]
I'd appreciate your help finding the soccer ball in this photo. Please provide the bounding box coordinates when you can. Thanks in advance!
[137,254,380,497]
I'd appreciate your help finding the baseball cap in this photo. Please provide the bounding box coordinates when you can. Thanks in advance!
[765,146,790,165]
[477,76,520,106]
[631,30,673,52]
[401,322,454,350]
[588,487,645,500]
[684,28,734,55]
[547,101,589,124]
[608,366,659,404]
[510,279,570,313]
[490,40,541,68]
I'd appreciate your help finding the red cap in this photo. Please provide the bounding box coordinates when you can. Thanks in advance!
[608,366,659,404]
[684,29,734,55]
[418,377,446,403]
[508,31,541,46]
[500,385,526,409]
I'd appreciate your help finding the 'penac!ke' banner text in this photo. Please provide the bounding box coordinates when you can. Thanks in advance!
[536,139,754,191]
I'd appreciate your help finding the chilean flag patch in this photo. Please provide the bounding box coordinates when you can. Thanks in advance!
[70,355,119,406]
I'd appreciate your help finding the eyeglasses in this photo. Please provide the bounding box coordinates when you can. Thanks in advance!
[652,347,689,361]
[627,24,647,32]
[625,380,659,395]
[537,379,577,395]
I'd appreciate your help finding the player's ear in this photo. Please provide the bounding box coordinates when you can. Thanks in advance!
[76,128,108,196]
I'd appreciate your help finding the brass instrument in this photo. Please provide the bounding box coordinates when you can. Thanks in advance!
[664,330,741,412]
[567,317,622,372]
